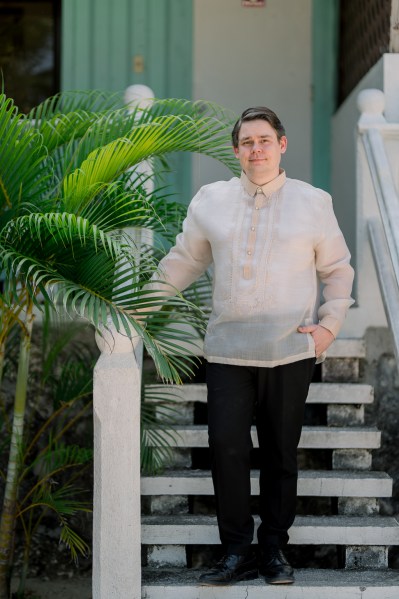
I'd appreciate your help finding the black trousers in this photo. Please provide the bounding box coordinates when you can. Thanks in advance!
[206,358,315,554]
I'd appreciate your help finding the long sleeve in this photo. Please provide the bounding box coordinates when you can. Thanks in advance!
[147,188,213,298]
[139,174,354,367]
[315,194,355,338]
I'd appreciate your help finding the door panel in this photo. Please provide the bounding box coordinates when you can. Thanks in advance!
[61,0,193,203]
[61,0,192,99]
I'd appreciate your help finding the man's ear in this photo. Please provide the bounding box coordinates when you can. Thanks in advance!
[233,146,239,158]
[280,136,288,154]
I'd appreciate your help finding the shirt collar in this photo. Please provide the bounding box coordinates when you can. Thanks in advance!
[240,169,286,197]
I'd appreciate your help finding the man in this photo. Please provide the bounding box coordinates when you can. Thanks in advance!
[149,107,354,585]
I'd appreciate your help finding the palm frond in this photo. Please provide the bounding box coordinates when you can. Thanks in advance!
[0,94,54,219]
[24,483,91,518]
[1,212,205,382]
[79,180,167,232]
[20,441,93,509]
[17,482,91,561]
[141,426,179,474]
[141,385,182,474]
[62,112,238,213]
[0,289,28,345]
[36,442,93,476]
[59,520,90,561]
[28,110,98,154]
[27,89,124,121]
[46,97,235,181]
[49,360,93,408]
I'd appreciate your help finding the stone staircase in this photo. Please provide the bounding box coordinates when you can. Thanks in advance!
[141,340,399,598]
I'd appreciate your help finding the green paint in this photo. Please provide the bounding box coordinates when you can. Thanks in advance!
[73,0,93,88]
[61,0,193,202]
[109,0,131,90]
[148,0,168,95]
[311,0,339,191]
[166,0,194,203]
[92,0,110,88]
[61,0,192,95]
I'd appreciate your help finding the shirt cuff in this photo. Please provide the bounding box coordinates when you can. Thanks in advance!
[318,316,340,339]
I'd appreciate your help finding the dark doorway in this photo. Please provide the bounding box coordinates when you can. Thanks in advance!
[0,0,60,112]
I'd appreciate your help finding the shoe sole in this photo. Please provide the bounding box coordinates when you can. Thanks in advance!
[264,577,295,585]
[199,569,258,586]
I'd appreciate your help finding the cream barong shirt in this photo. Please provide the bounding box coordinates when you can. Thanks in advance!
[152,170,354,367]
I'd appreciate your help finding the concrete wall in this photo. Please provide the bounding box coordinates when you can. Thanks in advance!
[191,0,312,192]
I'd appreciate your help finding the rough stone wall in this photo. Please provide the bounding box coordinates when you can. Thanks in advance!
[362,328,399,512]
[362,327,399,567]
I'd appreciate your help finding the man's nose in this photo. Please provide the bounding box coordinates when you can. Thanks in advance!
[251,143,262,153]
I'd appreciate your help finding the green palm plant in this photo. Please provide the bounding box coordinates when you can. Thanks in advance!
[0,89,238,597]
[0,308,97,598]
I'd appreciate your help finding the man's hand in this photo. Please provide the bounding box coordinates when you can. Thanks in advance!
[297,324,335,358]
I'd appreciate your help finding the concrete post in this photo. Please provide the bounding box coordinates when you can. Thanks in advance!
[92,84,155,598]
[92,325,143,599]
[123,84,155,262]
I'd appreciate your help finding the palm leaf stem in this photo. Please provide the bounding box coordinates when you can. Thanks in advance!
[16,506,35,598]
[22,395,91,468]
[0,300,34,598]
[0,340,5,395]
[19,400,93,490]
[18,463,91,511]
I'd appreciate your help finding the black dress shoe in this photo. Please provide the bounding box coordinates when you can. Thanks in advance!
[199,552,258,586]
[259,545,295,584]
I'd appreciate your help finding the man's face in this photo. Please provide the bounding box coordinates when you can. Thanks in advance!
[233,119,287,184]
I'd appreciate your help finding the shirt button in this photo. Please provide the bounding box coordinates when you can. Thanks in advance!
[255,206,260,210]
[251,227,255,231]
[257,187,262,193]
[247,251,252,255]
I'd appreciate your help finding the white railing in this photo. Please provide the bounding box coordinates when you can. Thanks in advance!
[93,328,143,599]
[92,84,155,599]
[357,89,399,362]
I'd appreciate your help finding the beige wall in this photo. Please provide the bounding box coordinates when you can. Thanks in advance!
[192,0,312,192]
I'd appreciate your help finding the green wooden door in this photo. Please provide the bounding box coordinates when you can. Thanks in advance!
[311,0,339,192]
[61,0,193,202]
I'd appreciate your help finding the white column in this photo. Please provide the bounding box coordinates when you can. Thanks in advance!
[124,84,155,253]
[92,326,143,599]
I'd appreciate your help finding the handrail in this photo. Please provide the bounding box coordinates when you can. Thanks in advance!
[358,88,399,361]
[361,128,399,285]
[368,219,399,363]
[92,84,155,599]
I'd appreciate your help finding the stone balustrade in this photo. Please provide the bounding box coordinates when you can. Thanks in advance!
[93,324,143,599]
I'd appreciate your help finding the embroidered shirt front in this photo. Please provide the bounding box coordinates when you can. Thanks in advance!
[151,170,354,367]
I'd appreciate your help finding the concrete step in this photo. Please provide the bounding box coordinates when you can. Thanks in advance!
[145,382,374,405]
[141,469,392,497]
[325,338,365,359]
[149,425,381,449]
[141,515,399,546]
[142,567,399,599]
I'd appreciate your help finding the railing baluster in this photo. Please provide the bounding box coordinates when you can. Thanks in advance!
[93,326,143,599]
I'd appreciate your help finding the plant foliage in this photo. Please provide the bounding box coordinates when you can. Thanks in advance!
[0,88,238,595]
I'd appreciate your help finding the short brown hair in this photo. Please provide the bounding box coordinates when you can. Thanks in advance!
[231,106,286,147]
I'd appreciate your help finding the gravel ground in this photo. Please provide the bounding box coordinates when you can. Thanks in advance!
[11,576,92,599]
